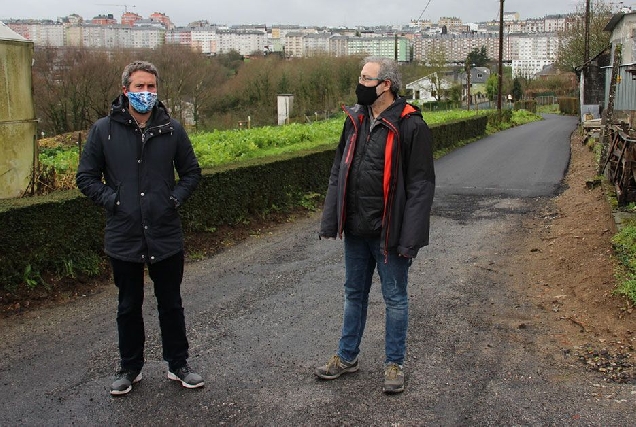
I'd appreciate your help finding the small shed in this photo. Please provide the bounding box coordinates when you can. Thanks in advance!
[603,12,636,114]
[0,22,37,198]
[575,47,611,121]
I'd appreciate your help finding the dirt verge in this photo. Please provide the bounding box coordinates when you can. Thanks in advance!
[515,128,636,383]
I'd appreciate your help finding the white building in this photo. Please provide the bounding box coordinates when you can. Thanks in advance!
[512,33,559,78]
[65,24,165,49]
[284,32,305,57]
[5,21,65,47]
[216,29,267,56]
[303,33,330,56]
[406,72,453,102]
[191,27,217,54]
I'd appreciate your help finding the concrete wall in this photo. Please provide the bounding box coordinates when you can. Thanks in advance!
[0,38,36,199]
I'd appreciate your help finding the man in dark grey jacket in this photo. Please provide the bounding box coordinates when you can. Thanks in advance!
[76,61,203,396]
[314,57,435,394]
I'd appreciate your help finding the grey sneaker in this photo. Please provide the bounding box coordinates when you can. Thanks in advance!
[110,369,142,396]
[314,355,359,380]
[383,362,405,394]
[168,364,204,389]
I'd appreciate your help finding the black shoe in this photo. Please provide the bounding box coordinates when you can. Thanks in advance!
[168,364,204,389]
[110,369,142,396]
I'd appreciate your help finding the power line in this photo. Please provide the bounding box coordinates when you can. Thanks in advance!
[417,0,433,21]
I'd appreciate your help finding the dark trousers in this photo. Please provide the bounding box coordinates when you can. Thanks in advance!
[109,251,189,372]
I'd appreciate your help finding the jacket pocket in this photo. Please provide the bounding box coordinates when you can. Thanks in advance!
[105,183,121,216]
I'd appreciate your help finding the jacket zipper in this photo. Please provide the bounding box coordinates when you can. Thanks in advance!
[380,117,401,262]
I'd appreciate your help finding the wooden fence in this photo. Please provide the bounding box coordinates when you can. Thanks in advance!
[604,124,636,205]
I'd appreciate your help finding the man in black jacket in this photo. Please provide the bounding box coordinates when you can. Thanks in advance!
[76,61,203,396]
[315,57,435,394]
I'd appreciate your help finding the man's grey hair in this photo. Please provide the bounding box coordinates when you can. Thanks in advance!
[363,56,401,96]
[121,61,159,89]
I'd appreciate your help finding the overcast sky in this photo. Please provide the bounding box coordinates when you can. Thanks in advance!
[1,0,592,27]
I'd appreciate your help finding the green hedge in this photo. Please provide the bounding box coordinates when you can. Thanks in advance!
[431,115,488,152]
[514,100,537,113]
[0,191,105,289]
[558,97,579,115]
[0,115,487,292]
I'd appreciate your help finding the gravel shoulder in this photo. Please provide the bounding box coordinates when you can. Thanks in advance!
[1,121,635,425]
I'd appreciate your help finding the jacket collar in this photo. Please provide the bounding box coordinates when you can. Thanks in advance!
[344,97,410,126]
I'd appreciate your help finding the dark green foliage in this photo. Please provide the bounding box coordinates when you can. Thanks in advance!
[429,115,488,152]
[487,109,513,128]
[465,47,490,68]
[514,100,537,113]
[512,78,523,101]
[611,222,636,303]
[183,151,335,233]
[0,191,105,290]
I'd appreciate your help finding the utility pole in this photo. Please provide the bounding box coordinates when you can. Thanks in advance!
[584,0,591,63]
[395,33,398,61]
[466,63,472,110]
[497,0,504,112]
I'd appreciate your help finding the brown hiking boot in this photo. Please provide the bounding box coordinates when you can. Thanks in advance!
[314,355,359,380]
[383,362,405,394]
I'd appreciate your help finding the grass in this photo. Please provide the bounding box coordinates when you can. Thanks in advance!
[589,131,636,306]
[611,219,636,303]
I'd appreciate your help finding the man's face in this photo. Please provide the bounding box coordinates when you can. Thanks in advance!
[123,70,157,95]
[359,62,383,88]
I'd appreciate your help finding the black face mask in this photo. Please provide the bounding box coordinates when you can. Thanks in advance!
[355,81,383,106]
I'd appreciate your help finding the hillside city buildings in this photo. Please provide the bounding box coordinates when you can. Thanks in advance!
[0,10,614,78]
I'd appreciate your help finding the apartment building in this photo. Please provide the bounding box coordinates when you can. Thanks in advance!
[4,11,571,74]
[90,14,117,26]
[7,20,65,47]
[121,12,142,27]
[438,16,468,33]
[165,28,193,47]
[216,29,267,56]
[149,12,174,30]
[303,33,330,56]
[348,36,410,62]
[65,24,164,49]
[329,35,349,57]
[512,33,559,78]
[413,32,510,63]
[283,32,304,57]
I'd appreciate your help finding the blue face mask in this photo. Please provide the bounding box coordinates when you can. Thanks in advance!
[127,91,157,113]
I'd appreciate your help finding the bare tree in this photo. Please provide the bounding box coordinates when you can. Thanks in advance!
[556,0,613,71]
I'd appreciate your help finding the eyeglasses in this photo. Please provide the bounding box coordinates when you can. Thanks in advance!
[359,76,385,83]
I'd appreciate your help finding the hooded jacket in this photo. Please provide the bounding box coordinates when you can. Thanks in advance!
[76,94,201,263]
[319,97,435,258]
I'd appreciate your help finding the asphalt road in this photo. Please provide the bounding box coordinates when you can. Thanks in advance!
[2,113,635,426]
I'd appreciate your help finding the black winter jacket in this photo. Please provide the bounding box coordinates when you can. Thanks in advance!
[76,95,201,263]
[319,97,435,258]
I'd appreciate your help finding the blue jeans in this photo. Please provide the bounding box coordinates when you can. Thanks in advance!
[337,234,410,365]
